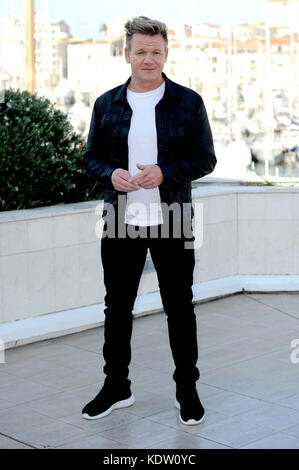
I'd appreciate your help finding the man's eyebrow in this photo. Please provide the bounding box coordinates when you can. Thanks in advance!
[135,48,163,52]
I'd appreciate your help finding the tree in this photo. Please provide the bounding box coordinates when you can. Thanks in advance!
[0,88,103,211]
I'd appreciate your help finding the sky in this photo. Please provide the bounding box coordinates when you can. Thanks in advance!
[1,0,267,39]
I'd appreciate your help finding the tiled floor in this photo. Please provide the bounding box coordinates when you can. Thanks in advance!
[1,292,299,449]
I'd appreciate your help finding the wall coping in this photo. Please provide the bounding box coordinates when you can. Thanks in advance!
[1,184,299,223]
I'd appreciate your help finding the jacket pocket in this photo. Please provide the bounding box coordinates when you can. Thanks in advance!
[100,112,121,142]
[167,113,189,143]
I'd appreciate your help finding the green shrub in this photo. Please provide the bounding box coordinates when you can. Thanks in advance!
[0,88,104,211]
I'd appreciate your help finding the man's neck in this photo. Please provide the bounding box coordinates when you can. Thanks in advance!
[128,76,164,93]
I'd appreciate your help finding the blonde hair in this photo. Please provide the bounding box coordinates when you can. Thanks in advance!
[124,16,168,51]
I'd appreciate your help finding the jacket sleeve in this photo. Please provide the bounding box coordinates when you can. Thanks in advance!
[156,96,217,185]
[83,98,117,190]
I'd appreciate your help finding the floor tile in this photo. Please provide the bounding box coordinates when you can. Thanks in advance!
[0,403,56,434]
[0,434,33,449]
[147,406,228,432]
[0,377,58,405]
[193,415,275,448]
[60,408,140,433]
[146,432,232,449]
[25,362,101,391]
[124,392,173,419]
[277,393,299,411]
[98,417,183,449]
[248,293,299,318]
[240,432,299,449]
[240,402,299,431]
[21,383,102,419]
[7,420,95,448]
[56,433,131,449]
[282,423,299,439]
[202,391,264,416]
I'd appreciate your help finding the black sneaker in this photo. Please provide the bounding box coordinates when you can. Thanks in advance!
[82,379,135,420]
[174,387,205,425]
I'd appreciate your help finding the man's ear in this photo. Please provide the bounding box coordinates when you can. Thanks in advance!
[165,48,169,63]
[124,48,131,64]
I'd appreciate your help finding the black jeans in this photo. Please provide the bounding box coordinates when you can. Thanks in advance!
[100,222,200,387]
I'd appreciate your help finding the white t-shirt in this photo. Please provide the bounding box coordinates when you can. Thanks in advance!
[125,81,165,226]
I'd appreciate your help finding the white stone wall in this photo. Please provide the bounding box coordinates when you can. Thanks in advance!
[1,187,299,327]
[193,187,299,280]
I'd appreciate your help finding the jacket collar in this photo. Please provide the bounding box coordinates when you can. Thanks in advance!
[112,72,181,104]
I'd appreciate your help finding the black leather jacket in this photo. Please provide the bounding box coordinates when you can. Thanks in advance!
[84,72,216,221]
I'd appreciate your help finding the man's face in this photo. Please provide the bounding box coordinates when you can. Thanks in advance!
[125,33,168,86]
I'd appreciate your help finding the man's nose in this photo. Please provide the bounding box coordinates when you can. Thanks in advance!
[144,53,154,63]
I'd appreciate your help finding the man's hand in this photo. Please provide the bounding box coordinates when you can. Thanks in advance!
[130,164,164,189]
[111,169,140,192]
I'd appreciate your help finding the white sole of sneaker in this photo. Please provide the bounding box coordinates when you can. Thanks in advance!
[82,394,135,420]
[174,398,205,425]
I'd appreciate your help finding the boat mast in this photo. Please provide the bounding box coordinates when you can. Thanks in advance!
[25,0,35,94]
[264,0,273,177]
[227,0,232,141]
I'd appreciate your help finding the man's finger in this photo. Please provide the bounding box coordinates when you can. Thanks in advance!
[118,174,131,182]
[119,174,139,186]
[130,174,144,185]
[117,181,139,191]
[116,175,140,190]
[137,163,147,170]
[118,171,132,181]
[140,180,155,189]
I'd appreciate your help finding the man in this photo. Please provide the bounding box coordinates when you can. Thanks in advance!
[82,16,216,425]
